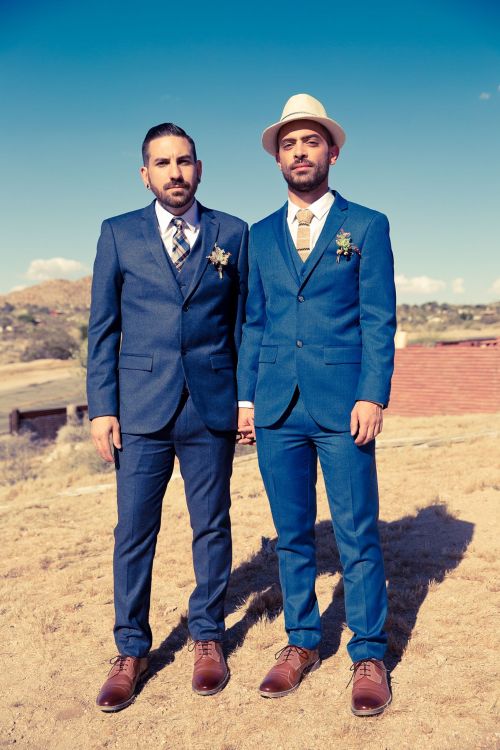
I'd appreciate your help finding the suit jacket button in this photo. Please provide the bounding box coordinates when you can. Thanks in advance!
[181,349,187,356]
[298,295,305,303]
[296,340,303,348]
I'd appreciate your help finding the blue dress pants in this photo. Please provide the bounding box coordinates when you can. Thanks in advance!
[256,390,387,662]
[113,393,234,657]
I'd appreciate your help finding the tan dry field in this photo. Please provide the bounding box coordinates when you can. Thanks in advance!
[0,360,82,393]
[1,413,499,750]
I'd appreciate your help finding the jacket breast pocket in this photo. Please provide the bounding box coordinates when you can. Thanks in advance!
[119,353,153,371]
[210,353,234,370]
[259,346,278,363]
[323,346,362,364]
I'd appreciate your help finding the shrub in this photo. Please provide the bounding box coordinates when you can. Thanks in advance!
[0,433,42,485]
[21,324,79,361]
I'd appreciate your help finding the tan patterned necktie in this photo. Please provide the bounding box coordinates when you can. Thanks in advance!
[166,218,191,271]
[295,209,314,262]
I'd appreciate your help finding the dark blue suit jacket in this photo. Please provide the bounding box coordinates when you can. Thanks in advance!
[237,191,396,431]
[87,200,248,433]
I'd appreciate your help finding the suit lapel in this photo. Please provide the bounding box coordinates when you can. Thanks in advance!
[184,204,219,303]
[298,190,348,292]
[271,205,300,285]
[140,201,183,301]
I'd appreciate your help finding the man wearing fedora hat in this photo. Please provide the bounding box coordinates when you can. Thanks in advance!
[237,94,396,715]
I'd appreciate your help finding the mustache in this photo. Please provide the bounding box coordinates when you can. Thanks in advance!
[163,180,190,189]
[292,160,314,169]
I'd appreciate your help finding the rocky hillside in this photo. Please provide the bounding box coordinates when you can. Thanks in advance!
[0,277,92,310]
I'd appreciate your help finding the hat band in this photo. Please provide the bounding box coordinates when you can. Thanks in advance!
[280,110,327,122]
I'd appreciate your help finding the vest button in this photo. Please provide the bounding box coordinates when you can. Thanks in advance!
[298,295,305,303]
[296,340,303,348]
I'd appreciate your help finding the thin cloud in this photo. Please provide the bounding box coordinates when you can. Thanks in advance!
[451,277,465,294]
[26,257,89,282]
[479,92,491,100]
[395,274,446,295]
[490,278,500,296]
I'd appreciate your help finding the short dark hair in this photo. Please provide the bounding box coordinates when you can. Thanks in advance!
[141,123,197,165]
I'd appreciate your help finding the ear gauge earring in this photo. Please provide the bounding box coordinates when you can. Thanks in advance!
[146,183,150,189]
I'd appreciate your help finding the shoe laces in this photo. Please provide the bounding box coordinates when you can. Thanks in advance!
[189,640,214,658]
[274,645,309,663]
[108,655,130,674]
[346,658,385,688]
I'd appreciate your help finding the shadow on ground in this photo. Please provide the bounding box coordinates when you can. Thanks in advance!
[145,503,473,684]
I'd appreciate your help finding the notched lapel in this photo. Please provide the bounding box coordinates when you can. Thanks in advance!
[299,191,348,291]
[140,202,183,300]
[184,207,219,302]
[271,205,300,285]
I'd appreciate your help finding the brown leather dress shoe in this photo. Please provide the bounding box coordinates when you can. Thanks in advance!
[259,645,321,698]
[96,655,148,712]
[191,640,229,696]
[351,658,391,716]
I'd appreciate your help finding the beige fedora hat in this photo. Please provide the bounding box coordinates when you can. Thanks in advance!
[262,93,346,155]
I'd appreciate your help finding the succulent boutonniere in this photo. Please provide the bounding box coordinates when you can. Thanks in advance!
[207,244,231,279]
[336,230,361,263]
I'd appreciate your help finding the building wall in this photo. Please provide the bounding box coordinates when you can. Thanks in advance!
[388,346,500,416]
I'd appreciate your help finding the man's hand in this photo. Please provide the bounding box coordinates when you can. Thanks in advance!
[350,401,383,446]
[91,416,122,462]
[237,407,255,445]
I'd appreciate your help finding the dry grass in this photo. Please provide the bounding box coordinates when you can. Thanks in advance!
[0,413,499,750]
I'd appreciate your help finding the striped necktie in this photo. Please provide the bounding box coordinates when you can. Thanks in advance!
[295,209,314,262]
[169,218,191,271]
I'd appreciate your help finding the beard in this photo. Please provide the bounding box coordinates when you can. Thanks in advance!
[151,178,198,210]
[281,158,330,192]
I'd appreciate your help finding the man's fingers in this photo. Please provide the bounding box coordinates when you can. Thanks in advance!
[112,423,122,450]
[355,421,378,445]
[99,434,115,462]
[350,410,359,437]
[92,430,114,461]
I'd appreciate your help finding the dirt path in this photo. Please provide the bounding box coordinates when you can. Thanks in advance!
[0,360,86,433]
[0,414,499,750]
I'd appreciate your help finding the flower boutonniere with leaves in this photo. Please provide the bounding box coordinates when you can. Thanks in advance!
[207,244,231,279]
[336,229,361,263]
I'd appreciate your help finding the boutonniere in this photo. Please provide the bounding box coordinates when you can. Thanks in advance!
[336,230,361,263]
[207,244,231,279]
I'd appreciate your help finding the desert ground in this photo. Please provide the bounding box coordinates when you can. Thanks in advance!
[0,360,85,434]
[1,412,499,750]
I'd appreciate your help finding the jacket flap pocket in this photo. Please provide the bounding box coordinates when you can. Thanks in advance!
[119,353,153,371]
[259,346,278,363]
[324,346,362,364]
[210,353,234,370]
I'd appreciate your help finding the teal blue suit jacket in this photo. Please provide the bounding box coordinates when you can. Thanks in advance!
[237,191,397,431]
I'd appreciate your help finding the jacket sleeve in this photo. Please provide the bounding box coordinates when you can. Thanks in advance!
[86,220,123,419]
[236,228,266,402]
[354,212,397,407]
[233,222,249,352]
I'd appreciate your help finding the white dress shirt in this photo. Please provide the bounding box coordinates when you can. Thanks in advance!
[155,199,200,252]
[287,189,335,251]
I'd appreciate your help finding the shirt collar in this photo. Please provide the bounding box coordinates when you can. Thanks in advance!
[288,189,335,223]
[155,199,200,234]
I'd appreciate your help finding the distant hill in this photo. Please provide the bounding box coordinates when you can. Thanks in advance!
[0,277,92,310]
[0,277,499,366]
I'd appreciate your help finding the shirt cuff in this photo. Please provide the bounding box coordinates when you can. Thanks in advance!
[238,401,254,408]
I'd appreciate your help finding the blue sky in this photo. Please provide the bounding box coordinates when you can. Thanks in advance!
[1,0,499,303]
